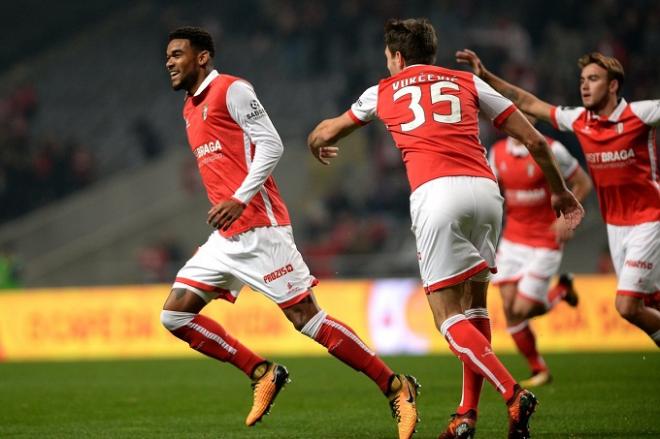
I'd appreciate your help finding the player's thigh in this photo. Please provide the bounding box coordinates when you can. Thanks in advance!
[616,222,660,296]
[492,239,529,286]
[410,177,500,291]
[171,232,244,305]
[233,226,318,308]
[606,224,627,279]
[470,177,504,265]
[517,247,562,307]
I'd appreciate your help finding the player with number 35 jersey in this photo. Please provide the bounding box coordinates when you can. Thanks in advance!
[308,18,584,439]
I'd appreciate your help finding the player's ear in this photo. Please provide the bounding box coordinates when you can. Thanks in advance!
[608,79,619,95]
[198,50,210,67]
[395,51,405,69]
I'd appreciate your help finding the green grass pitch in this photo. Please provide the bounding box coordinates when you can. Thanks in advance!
[1,352,658,438]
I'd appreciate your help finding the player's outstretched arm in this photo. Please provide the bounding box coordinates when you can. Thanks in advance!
[456,49,554,123]
[307,113,361,165]
[500,110,584,229]
[567,167,592,203]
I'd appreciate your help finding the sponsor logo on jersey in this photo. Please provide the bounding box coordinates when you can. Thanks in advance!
[246,100,267,121]
[585,148,635,165]
[505,188,547,205]
[263,264,294,283]
[193,139,223,159]
[625,259,653,270]
[392,73,457,91]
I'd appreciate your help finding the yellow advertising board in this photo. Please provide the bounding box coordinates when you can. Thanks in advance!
[0,275,653,361]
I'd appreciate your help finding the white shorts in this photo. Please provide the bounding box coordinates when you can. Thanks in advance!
[492,238,563,307]
[607,221,660,298]
[173,226,317,307]
[410,176,503,292]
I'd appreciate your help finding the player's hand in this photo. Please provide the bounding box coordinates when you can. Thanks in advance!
[207,198,246,231]
[455,49,486,77]
[551,190,584,231]
[310,145,339,166]
[551,217,575,243]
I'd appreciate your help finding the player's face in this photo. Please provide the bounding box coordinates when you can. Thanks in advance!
[166,39,199,92]
[579,63,612,111]
[385,46,402,76]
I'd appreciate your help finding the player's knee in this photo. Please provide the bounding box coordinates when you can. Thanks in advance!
[160,310,196,332]
[297,309,327,338]
[511,301,532,321]
[615,296,643,322]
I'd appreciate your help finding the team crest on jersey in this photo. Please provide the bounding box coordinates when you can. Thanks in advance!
[527,163,535,177]
[202,104,209,121]
[616,122,624,134]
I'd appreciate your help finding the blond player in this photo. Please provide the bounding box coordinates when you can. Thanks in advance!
[457,49,660,347]
[160,27,419,439]
[489,130,592,386]
[308,18,583,439]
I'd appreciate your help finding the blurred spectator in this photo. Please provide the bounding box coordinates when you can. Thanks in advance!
[137,238,184,283]
[0,244,21,289]
[132,117,165,160]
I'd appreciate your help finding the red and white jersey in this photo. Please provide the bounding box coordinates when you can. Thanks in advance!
[183,70,290,237]
[348,64,516,192]
[489,137,579,249]
[550,99,660,226]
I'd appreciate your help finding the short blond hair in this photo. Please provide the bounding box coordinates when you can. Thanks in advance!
[578,52,625,94]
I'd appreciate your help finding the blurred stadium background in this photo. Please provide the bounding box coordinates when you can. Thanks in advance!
[0,1,658,437]
[2,0,658,288]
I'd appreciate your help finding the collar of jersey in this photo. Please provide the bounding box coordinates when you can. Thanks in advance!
[402,64,427,71]
[191,70,220,97]
[588,98,627,123]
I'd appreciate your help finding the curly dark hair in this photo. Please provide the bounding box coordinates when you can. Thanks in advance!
[384,18,437,65]
[168,26,215,58]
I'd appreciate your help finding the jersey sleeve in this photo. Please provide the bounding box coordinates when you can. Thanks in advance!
[549,106,585,132]
[630,100,660,127]
[348,85,378,125]
[549,140,579,179]
[226,80,284,205]
[473,75,517,128]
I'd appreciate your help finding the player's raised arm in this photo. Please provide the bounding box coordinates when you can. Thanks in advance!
[307,112,360,165]
[500,110,584,229]
[456,49,554,123]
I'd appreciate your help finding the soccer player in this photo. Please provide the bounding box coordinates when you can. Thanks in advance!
[308,18,584,439]
[457,49,660,347]
[489,124,592,387]
[160,27,420,439]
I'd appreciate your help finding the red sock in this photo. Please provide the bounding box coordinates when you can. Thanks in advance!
[315,315,393,393]
[508,321,547,374]
[457,309,491,415]
[442,315,517,402]
[171,314,265,377]
[547,283,567,309]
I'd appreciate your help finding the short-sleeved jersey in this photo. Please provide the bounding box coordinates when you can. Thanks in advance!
[489,137,579,249]
[183,71,290,237]
[550,99,660,226]
[348,65,516,192]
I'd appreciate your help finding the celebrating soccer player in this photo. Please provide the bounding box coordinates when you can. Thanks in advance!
[489,118,592,387]
[308,18,584,439]
[457,49,660,347]
[160,27,419,439]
